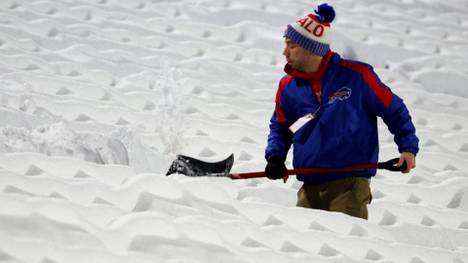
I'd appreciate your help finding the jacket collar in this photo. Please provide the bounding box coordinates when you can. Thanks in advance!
[284,50,334,81]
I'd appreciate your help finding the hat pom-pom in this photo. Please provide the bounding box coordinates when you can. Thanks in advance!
[315,3,335,23]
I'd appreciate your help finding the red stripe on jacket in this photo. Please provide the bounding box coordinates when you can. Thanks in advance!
[340,61,393,108]
[275,76,294,123]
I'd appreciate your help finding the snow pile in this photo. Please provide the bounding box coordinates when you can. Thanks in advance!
[0,123,129,165]
[0,0,468,262]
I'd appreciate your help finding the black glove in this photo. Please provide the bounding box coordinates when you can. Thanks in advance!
[265,157,287,180]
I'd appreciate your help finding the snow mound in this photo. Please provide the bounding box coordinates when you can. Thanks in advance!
[0,123,128,165]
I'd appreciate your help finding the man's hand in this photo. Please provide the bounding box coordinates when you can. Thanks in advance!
[265,157,287,180]
[398,152,416,173]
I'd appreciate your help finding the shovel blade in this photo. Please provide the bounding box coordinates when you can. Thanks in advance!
[166,154,234,177]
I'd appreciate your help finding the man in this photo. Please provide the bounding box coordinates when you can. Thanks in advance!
[264,3,419,220]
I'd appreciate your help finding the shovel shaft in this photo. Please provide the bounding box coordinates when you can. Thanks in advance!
[229,163,380,180]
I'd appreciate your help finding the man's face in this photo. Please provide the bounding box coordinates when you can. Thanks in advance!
[283,38,321,71]
[283,39,309,70]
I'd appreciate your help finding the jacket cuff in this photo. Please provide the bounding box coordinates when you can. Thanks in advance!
[267,155,286,163]
[400,148,419,156]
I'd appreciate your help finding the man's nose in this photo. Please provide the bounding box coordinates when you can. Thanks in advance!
[283,46,288,56]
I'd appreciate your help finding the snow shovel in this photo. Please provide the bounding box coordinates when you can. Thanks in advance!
[166,155,407,179]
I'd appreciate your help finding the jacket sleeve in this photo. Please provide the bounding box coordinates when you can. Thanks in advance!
[265,112,292,162]
[265,77,293,162]
[361,65,419,155]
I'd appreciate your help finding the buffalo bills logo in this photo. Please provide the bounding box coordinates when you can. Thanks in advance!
[328,87,352,104]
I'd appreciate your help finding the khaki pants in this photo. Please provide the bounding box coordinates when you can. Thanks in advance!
[296,177,372,220]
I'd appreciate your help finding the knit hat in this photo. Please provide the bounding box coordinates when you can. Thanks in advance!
[284,3,336,56]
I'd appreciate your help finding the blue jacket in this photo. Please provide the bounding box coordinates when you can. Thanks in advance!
[265,51,419,184]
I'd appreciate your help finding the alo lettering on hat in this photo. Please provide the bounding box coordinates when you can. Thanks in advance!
[283,3,336,56]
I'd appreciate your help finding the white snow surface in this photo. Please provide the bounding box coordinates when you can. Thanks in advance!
[0,0,468,262]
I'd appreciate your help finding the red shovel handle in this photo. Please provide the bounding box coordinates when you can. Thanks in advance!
[229,158,404,180]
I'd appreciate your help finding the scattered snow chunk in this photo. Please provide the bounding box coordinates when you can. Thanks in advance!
[240,237,265,248]
[74,170,91,178]
[48,28,60,37]
[443,164,457,171]
[67,70,81,77]
[236,32,246,43]
[56,87,72,95]
[93,197,113,205]
[407,194,421,204]
[3,185,35,197]
[143,101,155,110]
[24,64,39,70]
[262,215,283,226]
[47,8,58,15]
[371,189,385,199]
[364,248,383,261]
[270,56,278,66]
[116,117,130,125]
[183,180,237,214]
[193,49,205,57]
[165,25,174,33]
[136,2,145,10]
[0,249,13,261]
[458,221,468,229]
[133,192,165,212]
[423,139,437,147]
[49,192,66,199]
[128,235,180,253]
[195,130,208,136]
[75,114,92,122]
[349,224,368,237]
[459,143,468,152]
[178,223,227,250]
[244,179,261,187]
[233,54,243,62]
[240,136,255,144]
[100,92,112,101]
[420,216,436,226]
[25,164,44,176]
[407,175,424,184]
[8,2,20,10]
[379,210,397,226]
[447,187,468,210]
[132,181,187,212]
[198,148,215,157]
[280,241,305,253]
[202,30,211,38]
[238,151,252,161]
[410,256,426,263]
[318,243,339,257]
[191,86,204,95]
[308,221,328,231]
[226,113,240,120]
[40,257,57,263]
[184,106,199,114]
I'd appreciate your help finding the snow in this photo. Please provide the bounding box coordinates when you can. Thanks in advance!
[0,0,468,262]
